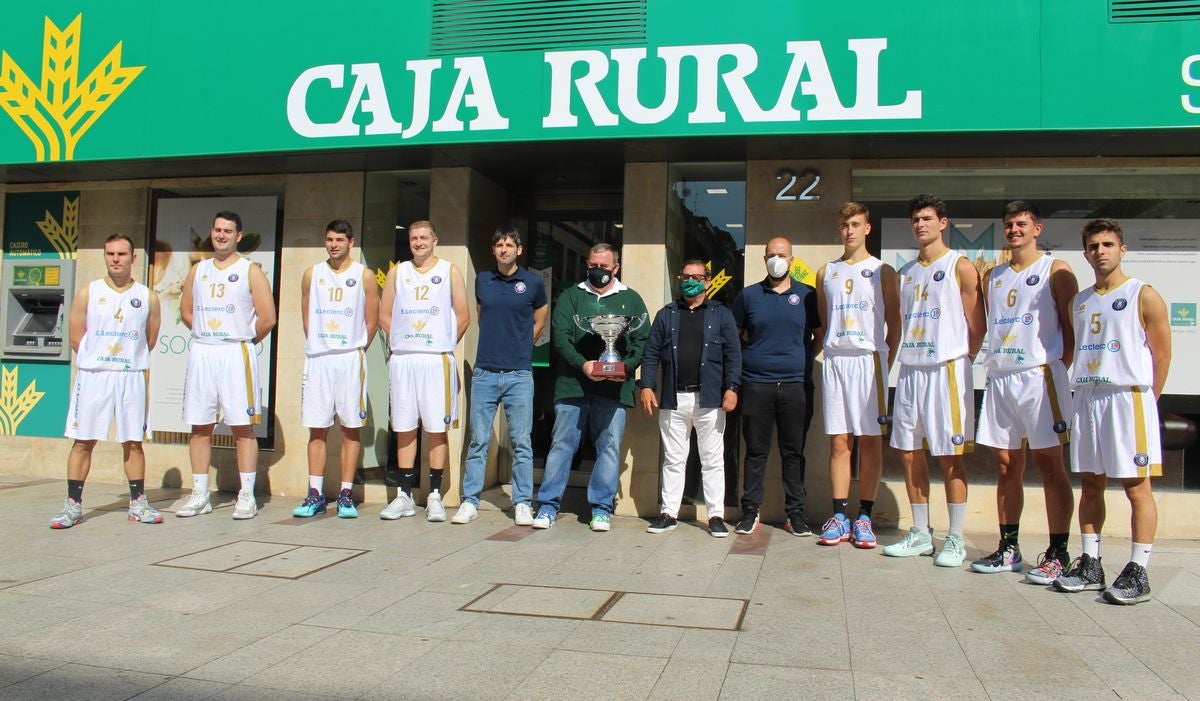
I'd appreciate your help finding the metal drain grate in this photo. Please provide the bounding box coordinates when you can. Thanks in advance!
[154,540,368,580]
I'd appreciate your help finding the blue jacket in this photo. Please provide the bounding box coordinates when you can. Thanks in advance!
[638,298,741,410]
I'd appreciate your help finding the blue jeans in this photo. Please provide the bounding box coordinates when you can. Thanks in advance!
[536,396,627,517]
[462,369,535,506]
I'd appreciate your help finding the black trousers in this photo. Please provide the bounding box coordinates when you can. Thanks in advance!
[740,381,814,515]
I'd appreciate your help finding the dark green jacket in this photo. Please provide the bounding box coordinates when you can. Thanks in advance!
[552,282,649,407]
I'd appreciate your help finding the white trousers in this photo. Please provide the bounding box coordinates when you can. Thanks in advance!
[658,391,726,518]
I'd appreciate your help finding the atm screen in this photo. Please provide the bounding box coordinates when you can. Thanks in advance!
[16,312,59,336]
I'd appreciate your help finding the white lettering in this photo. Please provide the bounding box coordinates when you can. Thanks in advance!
[1184,54,1200,115]
[543,50,618,127]
[611,48,681,124]
[432,57,510,132]
[403,59,441,138]
[287,65,357,138]
[682,44,795,123]
[344,64,403,135]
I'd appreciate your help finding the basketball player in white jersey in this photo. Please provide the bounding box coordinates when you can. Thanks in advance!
[884,194,985,567]
[972,201,1078,582]
[292,220,379,519]
[814,202,899,549]
[51,233,162,528]
[176,211,277,520]
[1053,218,1170,605]
[379,220,469,522]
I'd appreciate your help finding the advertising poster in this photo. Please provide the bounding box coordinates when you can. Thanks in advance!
[883,218,1200,395]
[150,196,279,437]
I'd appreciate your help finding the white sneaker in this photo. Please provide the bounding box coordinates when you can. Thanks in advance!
[451,502,478,524]
[513,503,534,526]
[232,489,257,520]
[380,492,416,520]
[175,489,212,518]
[426,491,447,522]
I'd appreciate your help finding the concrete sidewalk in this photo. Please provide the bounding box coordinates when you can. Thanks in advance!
[1,474,1198,700]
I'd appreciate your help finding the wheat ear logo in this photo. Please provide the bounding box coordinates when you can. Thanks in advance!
[0,14,144,161]
[35,195,79,258]
[0,365,45,435]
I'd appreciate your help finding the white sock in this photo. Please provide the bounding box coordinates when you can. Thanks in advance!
[239,472,256,492]
[911,503,930,532]
[309,475,324,492]
[1082,532,1101,558]
[340,481,353,492]
[1131,542,1153,568]
[193,474,210,493]
[947,502,967,538]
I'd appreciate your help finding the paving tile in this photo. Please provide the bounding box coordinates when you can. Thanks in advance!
[448,609,583,648]
[851,671,989,701]
[558,619,684,658]
[128,677,230,700]
[156,541,297,573]
[1120,637,1200,698]
[733,617,850,671]
[671,628,739,661]
[980,681,1121,701]
[185,624,339,684]
[957,632,1107,685]
[355,590,479,639]
[230,545,366,579]
[600,592,745,630]
[506,649,666,700]
[208,684,336,701]
[846,624,968,675]
[0,654,62,688]
[0,663,168,701]
[649,658,728,701]
[464,583,615,619]
[362,638,553,700]
[719,663,853,700]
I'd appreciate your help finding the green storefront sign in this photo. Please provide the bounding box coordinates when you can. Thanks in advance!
[0,1,1198,166]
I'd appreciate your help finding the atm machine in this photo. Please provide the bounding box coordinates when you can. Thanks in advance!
[0,259,75,362]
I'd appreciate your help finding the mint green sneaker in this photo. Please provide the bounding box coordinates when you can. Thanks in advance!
[590,513,611,532]
[882,527,934,557]
[934,533,967,568]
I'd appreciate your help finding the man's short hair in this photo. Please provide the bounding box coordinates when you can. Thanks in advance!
[409,219,436,237]
[1082,218,1124,246]
[907,194,947,220]
[590,242,619,267]
[838,201,870,222]
[104,232,135,253]
[214,210,243,232]
[680,259,707,273]
[493,225,522,247]
[326,219,354,239]
[1003,200,1042,224]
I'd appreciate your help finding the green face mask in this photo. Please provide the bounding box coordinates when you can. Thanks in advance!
[680,278,707,298]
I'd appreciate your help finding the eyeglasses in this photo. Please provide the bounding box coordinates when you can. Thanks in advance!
[677,274,709,281]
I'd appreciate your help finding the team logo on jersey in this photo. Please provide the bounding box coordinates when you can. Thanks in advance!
[412,320,427,332]
[443,415,452,425]
[129,330,139,340]
[98,296,108,305]
[1001,333,1018,347]
[933,270,946,282]
[861,269,874,278]
[994,279,1004,288]
[1053,420,1068,434]
[430,306,441,316]
[246,407,256,416]
[343,308,354,317]
[911,326,926,340]
[831,271,839,279]
[514,282,527,294]
[325,321,340,333]
[228,273,240,282]
[859,301,869,311]
[1134,452,1150,467]
[225,304,236,314]
[107,342,123,356]
[787,294,800,305]
[877,413,891,425]
[1087,358,1102,374]
[431,275,443,285]
[1107,340,1121,352]
[347,278,357,287]
[1026,274,1040,286]
[1021,313,1034,325]
[929,307,941,319]
[207,318,223,330]
[1112,298,1128,311]
[951,433,965,445]
[1076,303,1086,314]
[359,410,368,419]
[130,298,142,308]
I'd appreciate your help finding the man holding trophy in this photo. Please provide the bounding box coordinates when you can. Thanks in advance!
[533,243,649,532]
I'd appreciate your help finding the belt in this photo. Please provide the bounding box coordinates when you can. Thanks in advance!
[677,384,701,392]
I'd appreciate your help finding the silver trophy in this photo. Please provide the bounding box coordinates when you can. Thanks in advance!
[573,313,647,378]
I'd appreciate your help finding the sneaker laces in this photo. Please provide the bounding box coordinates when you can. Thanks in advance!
[337,492,353,507]
[236,491,254,509]
[184,490,208,508]
[820,517,843,534]
[1061,556,1085,578]
[301,492,323,506]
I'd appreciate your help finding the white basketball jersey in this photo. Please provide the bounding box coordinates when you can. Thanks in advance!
[305,261,368,356]
[823,256,886,353]
[985,254,1062,371]
[390,259,457,353]
[191,257,257,344]
[1071,277,1153,387]
[77,279,151,371]
[897,250,969,366]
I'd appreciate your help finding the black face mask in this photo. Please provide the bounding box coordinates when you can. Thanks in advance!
[586,266,612,288]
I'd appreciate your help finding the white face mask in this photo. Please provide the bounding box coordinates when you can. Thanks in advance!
[766,256,790,279]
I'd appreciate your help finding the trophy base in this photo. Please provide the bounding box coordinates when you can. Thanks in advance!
[593,361,626,379]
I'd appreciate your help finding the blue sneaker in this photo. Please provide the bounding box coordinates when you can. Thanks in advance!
[531,507,556,530]
[336,489,357,519]
[851,517,877,549]
[817,514,851,545]
[292,489,326,518]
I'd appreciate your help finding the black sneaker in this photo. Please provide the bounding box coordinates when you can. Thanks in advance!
[1103,562,1151,605]
[646,513,678,534]
[970,540,1023,574]
[1052,553,1106,593]
[708,517,729,538]
[783,512,812,537]
[735,511,759,534]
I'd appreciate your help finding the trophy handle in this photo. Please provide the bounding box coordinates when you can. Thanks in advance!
[572,315,593,334]
[625,313,647,333]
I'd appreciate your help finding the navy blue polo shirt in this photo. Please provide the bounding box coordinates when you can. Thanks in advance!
[475,268,547,371]
[731,278,817,383]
